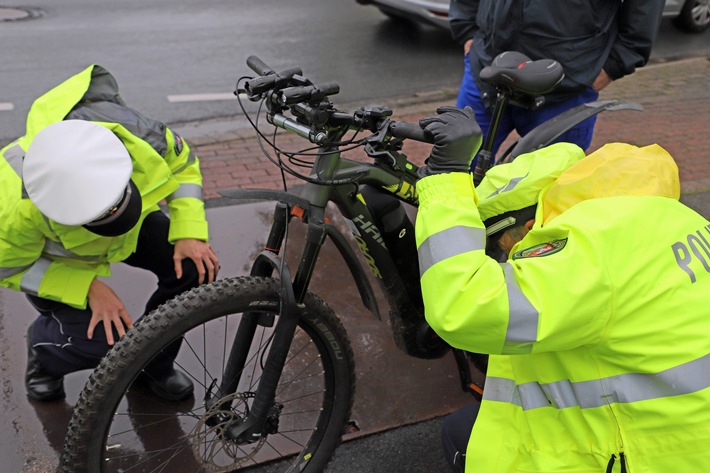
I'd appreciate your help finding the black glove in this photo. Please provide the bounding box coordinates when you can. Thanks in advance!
[417,106,482,176]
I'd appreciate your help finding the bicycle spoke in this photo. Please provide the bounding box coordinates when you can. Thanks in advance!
[64,278,354,473]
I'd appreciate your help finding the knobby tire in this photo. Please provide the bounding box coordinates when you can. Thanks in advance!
[62,276,355,473]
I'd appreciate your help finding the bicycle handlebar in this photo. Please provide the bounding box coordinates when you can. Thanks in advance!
[268,113,329,144]
[245,66,303,96]
[388,120,433,144]
[242,55,434,146]
[246,55,274,76]
[278,82,341,106]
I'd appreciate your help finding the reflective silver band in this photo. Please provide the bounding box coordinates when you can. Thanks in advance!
[20,257,52,295]
[418,225,485,275]
[4,144,24,178]
[485,174,528,198]
[43,240,98,261]
[4,242,101,281]
[485,352,710,410]
[502,262,539,354]
[166,182,203,202]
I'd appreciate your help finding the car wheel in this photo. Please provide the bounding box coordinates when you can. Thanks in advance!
[672,0,710,33]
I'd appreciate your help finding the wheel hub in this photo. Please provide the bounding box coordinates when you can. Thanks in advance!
[193,392,267,472]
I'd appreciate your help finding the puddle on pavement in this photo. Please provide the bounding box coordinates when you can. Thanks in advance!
[0,201,475,472]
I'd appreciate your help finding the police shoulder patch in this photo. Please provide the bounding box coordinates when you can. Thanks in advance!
[513,239,567,259]
[173,132,184,155]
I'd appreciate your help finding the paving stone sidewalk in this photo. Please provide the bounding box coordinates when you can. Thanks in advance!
[181,56,710,201]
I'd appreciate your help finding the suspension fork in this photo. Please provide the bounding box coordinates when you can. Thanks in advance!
[216,202,291,402]
[217,201,330,442]
[225,250,303,443]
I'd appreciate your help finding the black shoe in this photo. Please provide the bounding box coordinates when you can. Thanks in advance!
[25,324,65,402]
[137,368,194,401]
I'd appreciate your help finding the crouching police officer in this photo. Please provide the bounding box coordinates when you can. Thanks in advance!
[0,65,220,402]
[415,107,710,472]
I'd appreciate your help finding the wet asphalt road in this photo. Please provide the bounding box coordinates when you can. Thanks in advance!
[1,0,710,146]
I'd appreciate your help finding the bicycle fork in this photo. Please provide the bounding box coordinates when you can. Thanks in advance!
[216,201,328,443]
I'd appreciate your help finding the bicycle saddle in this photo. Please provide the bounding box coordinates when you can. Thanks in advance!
[479,51,564,96]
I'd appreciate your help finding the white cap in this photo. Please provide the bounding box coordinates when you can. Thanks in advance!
[23,120,133,226]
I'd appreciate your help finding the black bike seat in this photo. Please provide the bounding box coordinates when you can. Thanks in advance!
[479,51,565,96]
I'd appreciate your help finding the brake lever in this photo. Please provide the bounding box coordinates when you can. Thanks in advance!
[362,118,409,170]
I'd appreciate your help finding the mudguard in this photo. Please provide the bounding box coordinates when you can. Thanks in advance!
[220,188,312,209]
[219,188,381,319]
[504,100,644,162]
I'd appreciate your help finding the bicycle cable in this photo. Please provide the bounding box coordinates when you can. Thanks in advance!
[236,77,371,187]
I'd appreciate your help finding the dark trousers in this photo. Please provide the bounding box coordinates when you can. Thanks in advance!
[28,211,200,377]
[441,403,480,473]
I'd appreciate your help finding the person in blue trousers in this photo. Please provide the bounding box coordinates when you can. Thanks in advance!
[449,0,665,169]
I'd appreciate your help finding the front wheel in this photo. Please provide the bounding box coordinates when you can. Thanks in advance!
[63,276,355,473]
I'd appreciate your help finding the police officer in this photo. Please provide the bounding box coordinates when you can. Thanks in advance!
[415,107,710,472]
[0,65,220,402]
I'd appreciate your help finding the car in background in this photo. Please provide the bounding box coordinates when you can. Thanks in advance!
[664,0,710,32]
[357,0,710,34]
[357,0,449,29]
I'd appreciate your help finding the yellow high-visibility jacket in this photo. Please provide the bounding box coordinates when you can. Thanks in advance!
[0,65,208,308]
[416,144,710,472]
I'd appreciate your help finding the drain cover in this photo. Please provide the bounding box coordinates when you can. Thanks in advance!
[0,6,44,21]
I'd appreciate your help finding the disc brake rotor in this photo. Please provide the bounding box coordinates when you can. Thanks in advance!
[192,391,266,472]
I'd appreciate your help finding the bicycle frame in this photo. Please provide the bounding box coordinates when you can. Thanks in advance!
[217,120,489,440]
[214,53,644,442]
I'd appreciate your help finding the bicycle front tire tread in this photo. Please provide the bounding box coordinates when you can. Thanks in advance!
[63,276,356,473]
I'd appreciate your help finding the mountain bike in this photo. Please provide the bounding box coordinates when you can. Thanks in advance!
[62,52,641,473]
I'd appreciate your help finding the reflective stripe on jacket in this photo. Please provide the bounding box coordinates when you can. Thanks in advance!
[0,64,208,308]
[415,161,710,471]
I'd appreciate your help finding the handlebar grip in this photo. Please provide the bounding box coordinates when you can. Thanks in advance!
[244,75,277,95]
[278,82,340,106]
[246,55,274,76]
[244,66,304,96]
[315,81,340,97]
[389,121,434,144]
[278,86,315,106]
